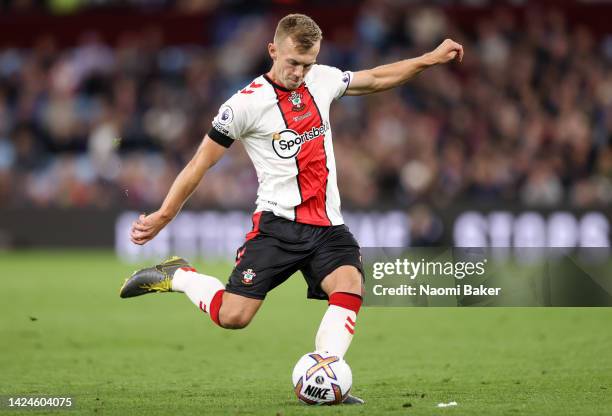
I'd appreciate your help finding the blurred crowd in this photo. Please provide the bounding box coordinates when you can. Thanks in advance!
[1,3,612,212]
[0,0,216,14]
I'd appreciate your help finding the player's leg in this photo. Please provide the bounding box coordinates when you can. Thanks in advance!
[173,266,263,329]
[173,265,263,329]
[301,224,365,405]
[316,265,363,358]
[300,224,364,358]
[217,292,262,329]
[319,269,367,405]
[120,257,264,329]
[198,211,307,328]
[320,265,363,296]
[120,212,307,328]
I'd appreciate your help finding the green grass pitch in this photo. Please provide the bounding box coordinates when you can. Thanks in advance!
[1,251,611,415]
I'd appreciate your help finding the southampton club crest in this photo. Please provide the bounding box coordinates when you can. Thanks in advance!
[289,91,305,112]
[241,268,256,285]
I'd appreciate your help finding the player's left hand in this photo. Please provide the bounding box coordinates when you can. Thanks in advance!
[430,39,464,64]
[130,211,169,245]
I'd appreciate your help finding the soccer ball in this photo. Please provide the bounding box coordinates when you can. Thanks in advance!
[292,351,352,405]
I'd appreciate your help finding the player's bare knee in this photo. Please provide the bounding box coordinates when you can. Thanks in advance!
[219,309,253,330]
[323,265,363,296]
[348,273,363,294]
[339,273,362,296]
[218,293,261,329]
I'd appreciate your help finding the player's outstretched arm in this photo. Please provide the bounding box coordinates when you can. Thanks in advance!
[130,135,227,245]
[345,39,463,96]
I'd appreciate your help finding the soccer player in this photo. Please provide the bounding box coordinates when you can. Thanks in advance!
[120,13,463,404]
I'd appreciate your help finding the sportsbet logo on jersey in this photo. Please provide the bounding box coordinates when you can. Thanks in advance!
[272,121,330,159]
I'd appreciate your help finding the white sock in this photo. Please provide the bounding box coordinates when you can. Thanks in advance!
[172,268,225,313]
[315,305,358,358]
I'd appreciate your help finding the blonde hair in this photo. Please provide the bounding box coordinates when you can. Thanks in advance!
[274,14,322,52]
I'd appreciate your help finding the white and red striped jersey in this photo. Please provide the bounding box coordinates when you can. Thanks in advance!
[209,64,353,226]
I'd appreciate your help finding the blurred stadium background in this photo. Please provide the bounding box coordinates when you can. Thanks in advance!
[0,0,611,258]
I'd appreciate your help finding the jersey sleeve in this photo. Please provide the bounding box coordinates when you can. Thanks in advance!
[209,93,251,148]
[314,64,353,101]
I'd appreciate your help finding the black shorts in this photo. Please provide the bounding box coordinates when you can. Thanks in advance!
[225,211,363,300]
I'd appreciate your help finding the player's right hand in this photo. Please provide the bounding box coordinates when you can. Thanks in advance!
[130,211,170,245]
